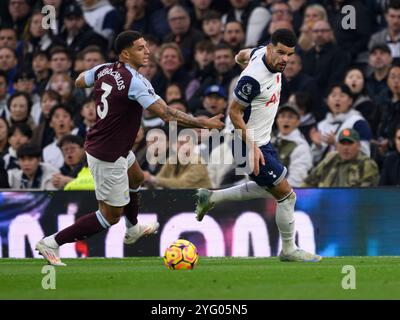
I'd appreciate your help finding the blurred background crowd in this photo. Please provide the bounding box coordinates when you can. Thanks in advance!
[0,0,399,191]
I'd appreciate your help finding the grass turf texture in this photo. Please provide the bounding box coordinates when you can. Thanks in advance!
[0,257,399,299]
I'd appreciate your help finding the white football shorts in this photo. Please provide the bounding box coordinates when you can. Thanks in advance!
[86,151,136,207]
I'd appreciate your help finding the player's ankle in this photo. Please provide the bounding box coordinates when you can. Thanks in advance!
[281,240,297,255]
[43,235,60,249]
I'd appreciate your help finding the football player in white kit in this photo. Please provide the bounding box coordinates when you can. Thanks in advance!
[195,29,321,262]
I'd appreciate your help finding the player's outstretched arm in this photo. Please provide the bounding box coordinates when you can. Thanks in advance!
[75,71,92,89]
[235,48,252,68]
[147,98,224,130]
[75,72,91,89]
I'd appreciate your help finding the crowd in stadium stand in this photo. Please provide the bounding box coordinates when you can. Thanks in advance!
[0,0,399,190]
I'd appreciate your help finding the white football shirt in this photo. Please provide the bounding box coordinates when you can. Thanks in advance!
[233,46,282,146]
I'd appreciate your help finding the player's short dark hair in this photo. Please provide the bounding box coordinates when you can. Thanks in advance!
[7,91,33,115]
[58,134,84,149]
[17,143,41,158]
[114,31,143,55]
[271,29,297,47]
[8,122,33,139]
[48,104,73,121]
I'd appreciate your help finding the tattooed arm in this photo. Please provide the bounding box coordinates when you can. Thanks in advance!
[147,98,224,129]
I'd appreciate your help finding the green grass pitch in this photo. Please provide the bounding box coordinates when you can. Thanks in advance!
[0,257,399,300]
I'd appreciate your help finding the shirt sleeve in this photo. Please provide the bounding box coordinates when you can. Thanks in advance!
[84,63,109,87]
[233,75,261,107]
[128,75,161,109]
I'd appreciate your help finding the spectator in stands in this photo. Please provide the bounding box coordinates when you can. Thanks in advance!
[0,26,18,50]
[258,1,293,44]
[165,84,183,103]
[56,2,108,55]
[366,44,393,105]
[0,71,9,119]
[3,122,32,170]
[379,125,400,185]
[52,134,85,189]
[63,161,94,190]
[376,65,400,153]
[4,0,32,36]
[369,0,400,64]
[48,72,82,118]
[148,0,178,41]
[201,85,228,119]
[43,104,77,169]
[0,117,9,156]
[288,92,317,144]
[143,134,212,189]
[287,0,308,32]
[7,91,35,129]
[32,50,51,94]
[188,43,240,112]
[164,5,204,70]
[303,128,379,187]
[49,46,72,76]
[324,0,372,62]
[7,143,59,190]
[0,47,18,93]
[82,45,106,70]
[272,103,312,187]
[151,42,193,100]
[123,0,150,34]
[190,0,213,31]
[82,0,121,46]
[77,97,96,139]
[138,54,158,82]
[31,90,60,149]
[202,10,223,46]
[22,9,53,60]
[132,125,147,167]
[186,40,215,100]
[80,46,106,98]
[142,125,169,175]
[298,4,328,52]
[344,68,379,136]
[309,83,372,164]
[223,0,271,48]
[281,53,322,119]
[13,70,38,104]
[301,20,351,95]
[223,21,245,52]
[0,26,22,64]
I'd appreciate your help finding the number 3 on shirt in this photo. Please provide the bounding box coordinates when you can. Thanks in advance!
[97,82,112,119]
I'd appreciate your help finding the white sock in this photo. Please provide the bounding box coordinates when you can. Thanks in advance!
[276,191,297,254]
[42,234,59,248]
[210,181,270,204]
